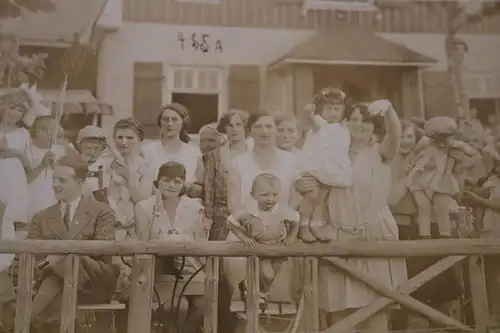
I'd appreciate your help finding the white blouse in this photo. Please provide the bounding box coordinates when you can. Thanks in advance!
[141,141,201,183]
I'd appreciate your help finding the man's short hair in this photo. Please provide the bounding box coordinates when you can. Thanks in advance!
[57,155,89,181]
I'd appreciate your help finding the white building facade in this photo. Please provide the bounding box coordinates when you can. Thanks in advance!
[96,0,500,137]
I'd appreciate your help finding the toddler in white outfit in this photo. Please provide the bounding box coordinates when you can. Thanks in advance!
[296,88,353,243]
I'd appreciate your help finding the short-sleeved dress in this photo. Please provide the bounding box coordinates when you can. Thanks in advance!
[142,141,201,183]
[0,128,33,269]
[27,144,66,221]
[320,144,407,312]
[137,196,206,294]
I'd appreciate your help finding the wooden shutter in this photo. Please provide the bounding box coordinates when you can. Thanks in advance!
[228,65,260,113]
[422,71,455,119]
[133,62,163,139]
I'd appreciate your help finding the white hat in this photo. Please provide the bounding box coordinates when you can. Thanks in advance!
[77,125,106,145]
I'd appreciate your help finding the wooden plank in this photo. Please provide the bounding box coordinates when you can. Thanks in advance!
[203,256,219,333]
[245,256,259,333]
[324,257,472,332]
[2,239,500,257]
[468,256,489,333]
[326,255,466,333]
[127,254,155,333]
[14,253,35,333]
[303,257,319,333]
[60,255,80,333]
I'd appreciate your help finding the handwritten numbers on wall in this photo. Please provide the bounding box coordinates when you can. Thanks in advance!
[178,32,223,54]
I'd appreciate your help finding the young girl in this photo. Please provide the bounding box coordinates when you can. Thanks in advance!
[407,116,478,238]
[227,173,299,304]
[0,89,35,238]
[295,88,353,243]
[27,116,67,221]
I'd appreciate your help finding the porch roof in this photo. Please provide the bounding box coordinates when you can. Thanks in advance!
[0,0,107,46]
[269,24,436,70]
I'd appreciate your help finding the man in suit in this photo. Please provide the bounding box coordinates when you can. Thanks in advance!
[27,155,119,331]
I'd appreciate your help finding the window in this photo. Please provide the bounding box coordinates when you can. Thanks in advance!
[168,66,223,94]
[303,0,376,11]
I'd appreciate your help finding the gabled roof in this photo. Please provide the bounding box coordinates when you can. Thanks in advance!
[269,23,435,69]
[0,0,107,46]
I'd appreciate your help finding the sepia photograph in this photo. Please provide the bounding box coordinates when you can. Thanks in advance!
[0,0,500,332]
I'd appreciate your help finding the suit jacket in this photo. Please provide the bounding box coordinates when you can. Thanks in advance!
[28,197,116,265]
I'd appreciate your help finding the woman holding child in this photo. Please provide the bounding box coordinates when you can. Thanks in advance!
[295,90,406,332]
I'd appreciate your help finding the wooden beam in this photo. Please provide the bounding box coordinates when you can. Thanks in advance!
[469,256,489,333]
[60,255,80,333]
[326,255,466,333]
[14,254,35,333]
[127,254,155,333]
[324,257,472,332]
[203,257,219,333]
[1,239,500,257]
[245,256,260,333]
[303,257,319,333]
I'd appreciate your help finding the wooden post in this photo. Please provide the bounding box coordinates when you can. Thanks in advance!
[245,256,259,333]
[303,257,319,333]
[469,256,490,333]
[127,254,155,333]
[14,254,35,333]
[60,255,80,333]
[203,256,219,333]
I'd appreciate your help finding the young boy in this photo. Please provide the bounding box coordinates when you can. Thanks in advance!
[227,173,299,305]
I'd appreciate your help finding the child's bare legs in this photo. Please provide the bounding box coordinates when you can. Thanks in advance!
[309,185,334,242]
[433,194,458,238]
[298,187,319,243]
[259,259,279,298]
[412,191,433,238]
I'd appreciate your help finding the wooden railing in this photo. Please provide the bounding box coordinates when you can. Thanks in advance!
[2,238,500,333]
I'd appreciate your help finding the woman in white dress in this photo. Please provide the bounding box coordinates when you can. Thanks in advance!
[142,103,201,185]
[295,100,406,332]
[225,111,300,303]
[27,116,67,221]
[135,161,207,333]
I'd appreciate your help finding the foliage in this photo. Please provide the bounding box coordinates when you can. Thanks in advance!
[0,33,48,87]
[0,0,56,20]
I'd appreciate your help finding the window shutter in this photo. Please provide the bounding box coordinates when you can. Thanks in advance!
[422,71,455,119]
[133,62,163,139]
[228,65,260,113]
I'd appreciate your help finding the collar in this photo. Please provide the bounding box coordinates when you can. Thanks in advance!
[61,195,82,209]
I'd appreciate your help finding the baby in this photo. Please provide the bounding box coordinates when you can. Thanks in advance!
[227,173,299,305]
[296,88,353,243]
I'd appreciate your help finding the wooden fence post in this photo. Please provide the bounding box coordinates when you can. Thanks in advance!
[469,256,490,333]
[14,253,35,333]
[203,256,219,333]
[303,257,319,333]
[60,255,80,333]
[245,256,260,333]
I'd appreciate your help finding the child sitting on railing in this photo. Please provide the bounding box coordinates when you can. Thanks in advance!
[227,173,299,306]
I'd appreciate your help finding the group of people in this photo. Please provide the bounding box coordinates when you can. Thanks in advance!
[0,84,499,333]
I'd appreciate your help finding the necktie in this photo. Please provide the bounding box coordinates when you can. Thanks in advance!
[63,204,71,229]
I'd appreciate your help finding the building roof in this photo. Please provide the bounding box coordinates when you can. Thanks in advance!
[269,23,436,69]
[0,0,107,46]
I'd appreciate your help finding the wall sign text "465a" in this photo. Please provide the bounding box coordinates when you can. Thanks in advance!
[178,32,223,53]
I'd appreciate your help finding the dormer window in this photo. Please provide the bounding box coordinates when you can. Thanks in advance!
[303,0,377,12]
